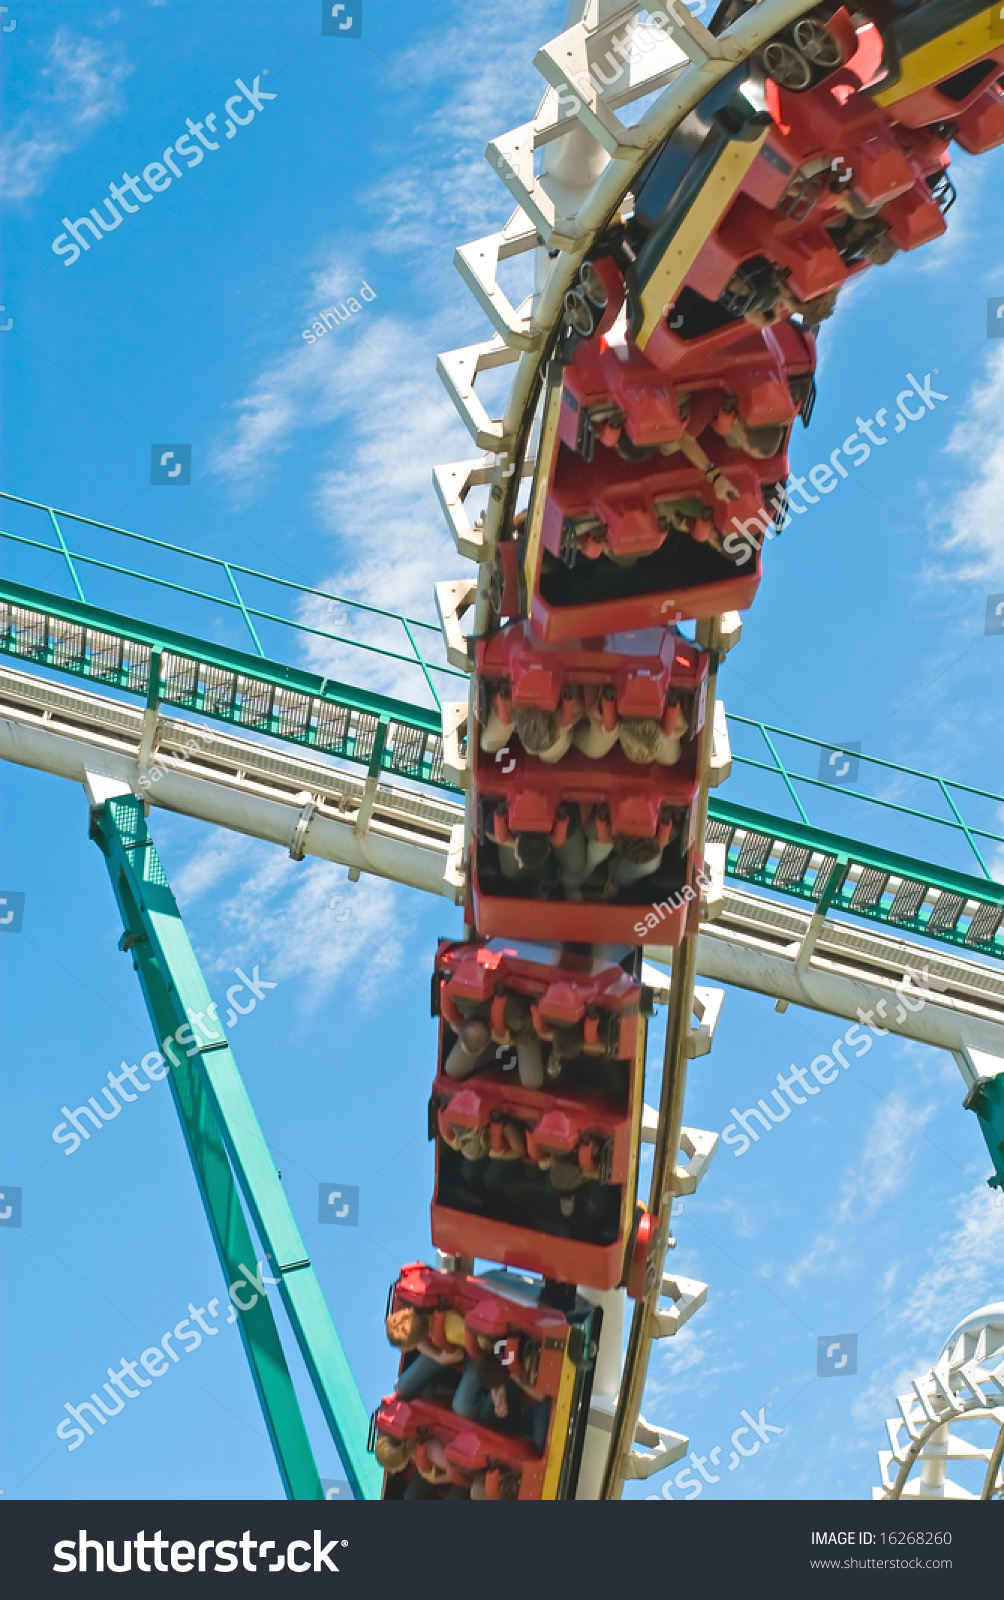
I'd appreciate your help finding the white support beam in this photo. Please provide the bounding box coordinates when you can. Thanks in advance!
[433,454,536,562]
[6,667,1004,1063]
[454,212,542,351]
[436,336,518,451]
[434,577,478,671]
[661,886,1004,1058]
[0,664,462,904]
[534,24,653,160]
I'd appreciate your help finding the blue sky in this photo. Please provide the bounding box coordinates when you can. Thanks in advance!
[2,0,1004,1502]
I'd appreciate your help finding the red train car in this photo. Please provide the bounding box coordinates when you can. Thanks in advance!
[429,938,653,1290]
[470,623,707,944]
[557,313,815,463]
[523,430,764,638]
[374,1262,603,1500]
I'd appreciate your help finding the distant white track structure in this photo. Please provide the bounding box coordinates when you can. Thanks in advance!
[874,1303,1004,1500]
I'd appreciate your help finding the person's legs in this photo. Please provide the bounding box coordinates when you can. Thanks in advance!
[530,1397,551,1453]
[403,1474,437,1500]
[553,816,589,887]
[394,1353,442,1402]
[608,849,662,889]
[482,1159,510,1195]
[452,1358,485,1419]
[516,1033,543,1088]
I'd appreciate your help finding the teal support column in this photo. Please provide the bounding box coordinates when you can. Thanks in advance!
[965,1077,1004,1193]
[89,791,381,1500]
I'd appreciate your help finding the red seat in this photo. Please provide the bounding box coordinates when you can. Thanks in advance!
[640,314,815,431]
[436,936,645,1047]
[542,433,786,563]
[689,191,853,306]
[524,435,765,638]
[885,46,1004,132]
[476,620,707,755]
[377,1395,542,1495]
[950,81,1004,155]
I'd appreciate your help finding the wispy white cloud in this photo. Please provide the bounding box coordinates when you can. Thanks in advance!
[941,344,1004,587]
[0,29,132,202]
[169,828,262,908]
[847,1183,1004,1461]
[208,3,561,652]
[209,306,461,697]
[783,1080,939,1289]
[191,836,418,1010]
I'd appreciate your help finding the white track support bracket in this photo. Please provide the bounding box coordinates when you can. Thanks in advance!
[586,1394,688,1480]
[444,823,467,903]
[687,984,725,1057]
[711,610,743,654]
[484,124,584,252]
[137,704,161,774]
[441,701,470,791]
[793,915,823,974]
[640,1112,718,1194]
[700,839,726,922]
[289,792,318,861]
[638,970,724,1053]
[708,698,731,786]
[433,457,535,563]
[434,461,493,562]
[640,960,672,1006]
[436,336,518,451]
[354,722,390,841]
[650,1272,708,1338]
[454,212,543,352]
[621,1416,690,1480]
[647,3,743,69]
[533,25,653,160]
[435,578,478,671]
[674,1126,719,1193]
[786,908,827,986]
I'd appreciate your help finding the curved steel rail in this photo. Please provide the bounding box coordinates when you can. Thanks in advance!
[435,0,826,1497]
[875,1303,1004,1500]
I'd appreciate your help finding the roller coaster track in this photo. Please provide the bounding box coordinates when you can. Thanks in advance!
[4,576,1004,963]
[427,0,1004,1500]
[5,0,1004,1502]
[873,1303,1004,1499]
[6,585,1004,1493]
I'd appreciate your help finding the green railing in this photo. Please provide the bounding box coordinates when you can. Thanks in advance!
[724,715,1004,884]
[706,799,1004,961]
[0,578,449,792]
[6,490,1000,884]
[3,495,1003,961]
[0,490,465,710]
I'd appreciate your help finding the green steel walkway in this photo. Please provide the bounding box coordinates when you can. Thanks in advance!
[2,489,1003,964]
